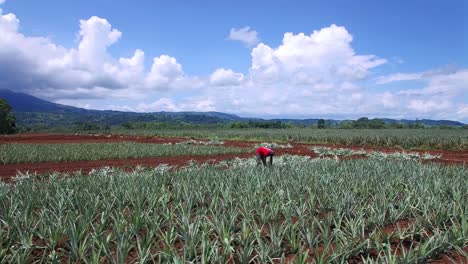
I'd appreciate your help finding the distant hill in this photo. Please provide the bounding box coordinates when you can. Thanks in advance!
[380,118,465,127]
[266,118,465,127]
[0,90,242,127]
[0,89,240,119]
[0,89,92,114]
[0,89,465,127]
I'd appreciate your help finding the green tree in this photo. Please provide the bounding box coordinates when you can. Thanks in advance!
[0,99,16,134]
[317,119,326,129]
[368,119,385,129]
[409,121,424,129]
[352,117,369,128]
[121,122,134,129]
[339,121,353,129]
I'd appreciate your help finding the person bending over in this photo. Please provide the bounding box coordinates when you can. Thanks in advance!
[256,146,275,166]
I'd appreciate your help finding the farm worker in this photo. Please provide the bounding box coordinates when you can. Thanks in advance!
[256,146,275,166]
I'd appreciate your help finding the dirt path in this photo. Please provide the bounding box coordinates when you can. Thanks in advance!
[0,133,466,181]
[0,153,255,182]
[0,133,188,144]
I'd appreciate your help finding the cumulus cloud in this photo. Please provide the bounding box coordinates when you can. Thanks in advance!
[408,99,451,113]
[77,16,122,69]
[137,98,180,112]
[379,92,397,108]
[228,26,259,47]
[375,64,459,84]
[146,55,184,89]
[250,25,387,84]
[200,24,389,118]
[0,7,466,122]
[397,69,468,97]
[136,97,216,112]
[209,68,244,86]
[372,69,468,120]
[0,11,185,100]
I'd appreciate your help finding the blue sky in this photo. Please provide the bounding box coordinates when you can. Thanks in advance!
[0,0,467,121]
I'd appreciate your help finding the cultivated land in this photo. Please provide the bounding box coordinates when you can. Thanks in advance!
[0,133,467,180]
[0,132,467,263]
[0,142,247,164]
[109,128,468,151]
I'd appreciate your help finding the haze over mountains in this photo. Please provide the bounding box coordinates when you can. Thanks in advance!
[0,90,465,127]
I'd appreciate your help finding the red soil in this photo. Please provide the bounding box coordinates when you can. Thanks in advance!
[0,133,466,182]
[0,133,188,144]
[428,247,468,264]
[1,133,467,263]
[0,153,253,182]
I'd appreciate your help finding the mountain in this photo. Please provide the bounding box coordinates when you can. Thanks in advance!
[0,89,92,114]
[0,89,242,127]
[0,89,465,127]
[380,118,465,127]
[0,89,240,119]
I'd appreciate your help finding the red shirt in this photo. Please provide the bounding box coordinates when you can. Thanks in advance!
[256,146,272,157]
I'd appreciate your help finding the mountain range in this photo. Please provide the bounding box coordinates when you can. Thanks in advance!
[0,89,465,127]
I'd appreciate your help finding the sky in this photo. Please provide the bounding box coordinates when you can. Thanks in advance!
[0,0,467,121]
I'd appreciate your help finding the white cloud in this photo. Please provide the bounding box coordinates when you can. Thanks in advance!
[375,64,459,84]
[375,73,423,84]
[374,67,468,121]
[372,70,468,120]
[0,9,18,32]
[146,55,184,89]
[197,24,390,118]
[408,99,451,113]
[0,7,466,122]
[379,92,397,108]
[397,69,468,97]
[137,98,180,112]
[228,26,259,47]
[457,105,468,119]
[209,68,244,86]
[54,99,92,110]
[136,97,216,112]
[189,98,216,111]
[0,11,186,100]
[250,25,386,84]
[77,16,122,69]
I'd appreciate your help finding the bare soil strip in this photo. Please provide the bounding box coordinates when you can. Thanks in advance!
[0,153,254,182]
[0,133,188,144]
[0,133,466,182]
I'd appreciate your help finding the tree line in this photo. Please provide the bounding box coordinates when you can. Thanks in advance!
[0,99,16,134]
[2,96,467,134]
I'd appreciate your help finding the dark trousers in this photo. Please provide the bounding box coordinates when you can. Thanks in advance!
[256,154,268,166]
